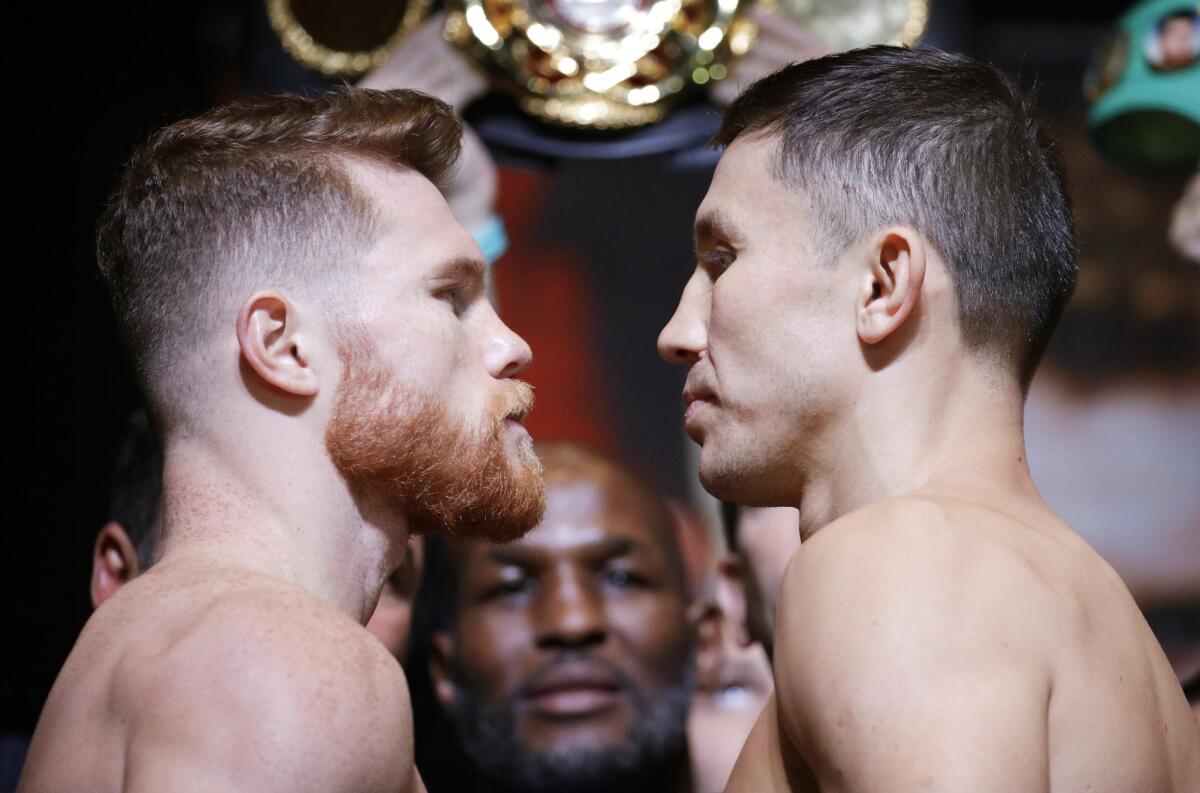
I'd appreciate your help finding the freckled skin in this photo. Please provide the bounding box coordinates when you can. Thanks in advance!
[21,152,537,793]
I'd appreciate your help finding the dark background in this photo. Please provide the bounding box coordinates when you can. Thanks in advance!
[4,0,1189,738]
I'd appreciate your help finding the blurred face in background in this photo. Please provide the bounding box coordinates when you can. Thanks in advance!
[731,506,801,658]
[688,631,773,793]
[1160,15,1196,68]
[432,451,695,793]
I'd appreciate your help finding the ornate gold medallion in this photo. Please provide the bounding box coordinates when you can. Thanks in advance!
[446,0,756,128]
[267,0,434,77]
[769,0,928,49]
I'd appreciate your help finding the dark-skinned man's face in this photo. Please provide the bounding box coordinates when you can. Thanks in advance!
[433,472,694,793]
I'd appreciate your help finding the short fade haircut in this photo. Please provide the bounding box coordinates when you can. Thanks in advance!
[715,46,1077,386]
[96,87,462,424]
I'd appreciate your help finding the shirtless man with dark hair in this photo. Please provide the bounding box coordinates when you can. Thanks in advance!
[659,47,1199,791]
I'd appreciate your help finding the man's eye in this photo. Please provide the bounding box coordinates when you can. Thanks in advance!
[699,250,735,277]
[482,576,531,601]
[436,288,464,312]
[602,568,645,590]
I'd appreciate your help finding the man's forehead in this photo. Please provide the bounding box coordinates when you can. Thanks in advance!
[457,480,674,565]
[348,159,481,274]
[697,137,780,219]
[346,157,445,207]
[523,481,653,550]
[697,135,814,244]
[713,135,779,186]
[348,158,467,241]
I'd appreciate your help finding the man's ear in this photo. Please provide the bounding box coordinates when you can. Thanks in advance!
[714,555,752,649]
[429,631,458,710]
[90,522,141,609]
[856,227,926,346]
[236,290,320,397]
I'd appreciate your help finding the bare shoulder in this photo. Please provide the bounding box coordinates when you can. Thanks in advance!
[784,495,1069,635]
[771,497,1056,790]
[117,579,418,793]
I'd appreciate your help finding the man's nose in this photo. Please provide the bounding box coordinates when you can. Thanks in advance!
[534,570,607,650]
[657,271,708,366]
[484,308,534,380]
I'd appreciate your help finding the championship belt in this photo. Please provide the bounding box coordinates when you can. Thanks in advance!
[1084,0,1199,170]
[769,0,928,49]
[444,0,757,128]
[266,0,434,77]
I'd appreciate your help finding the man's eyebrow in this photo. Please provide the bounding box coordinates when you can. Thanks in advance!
[694,210,737,254]
[430,256,486,285]
[587,536,640,559]
[482,536,645,567]
[484,544,542,569]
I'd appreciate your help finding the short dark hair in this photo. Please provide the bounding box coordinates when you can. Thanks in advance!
[715,46,1077,386]
[109,410,163,568]
[96,87,463,423]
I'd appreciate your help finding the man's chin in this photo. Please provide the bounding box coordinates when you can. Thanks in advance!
[697,443,742,503]
[466,491,547,543]
[701,462,794,511]
[519,710,634,754]
[699,454,770,506]
[699,467,740,504]
[432,454,547,543]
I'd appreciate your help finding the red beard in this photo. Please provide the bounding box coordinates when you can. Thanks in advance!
[325,327,546,542]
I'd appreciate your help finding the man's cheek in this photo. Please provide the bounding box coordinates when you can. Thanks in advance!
[457,618,530,693]
[612,604,691,671]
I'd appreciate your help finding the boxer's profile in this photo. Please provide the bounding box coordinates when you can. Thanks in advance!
[659,47,1200,791]
[20,88,545,793]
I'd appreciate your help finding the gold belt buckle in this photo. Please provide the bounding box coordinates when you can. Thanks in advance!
[266,0,435,77]
[767,0,929,50]
[445,0,757,128]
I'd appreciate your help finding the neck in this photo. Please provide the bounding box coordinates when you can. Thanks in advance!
[795,356,1040,540]
[156,424,409,623]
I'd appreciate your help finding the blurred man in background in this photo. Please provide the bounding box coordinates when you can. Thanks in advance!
[710,505,801,661]
[424,441,696,793]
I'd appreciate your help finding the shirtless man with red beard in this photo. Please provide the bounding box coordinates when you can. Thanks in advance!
[19,88,545,793]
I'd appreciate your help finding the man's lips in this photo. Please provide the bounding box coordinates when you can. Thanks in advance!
[682,383,717,425]
[503,416,532,442]
[521,664,624,719]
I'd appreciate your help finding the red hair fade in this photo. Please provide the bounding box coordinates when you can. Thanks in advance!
[95,87,464,426]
